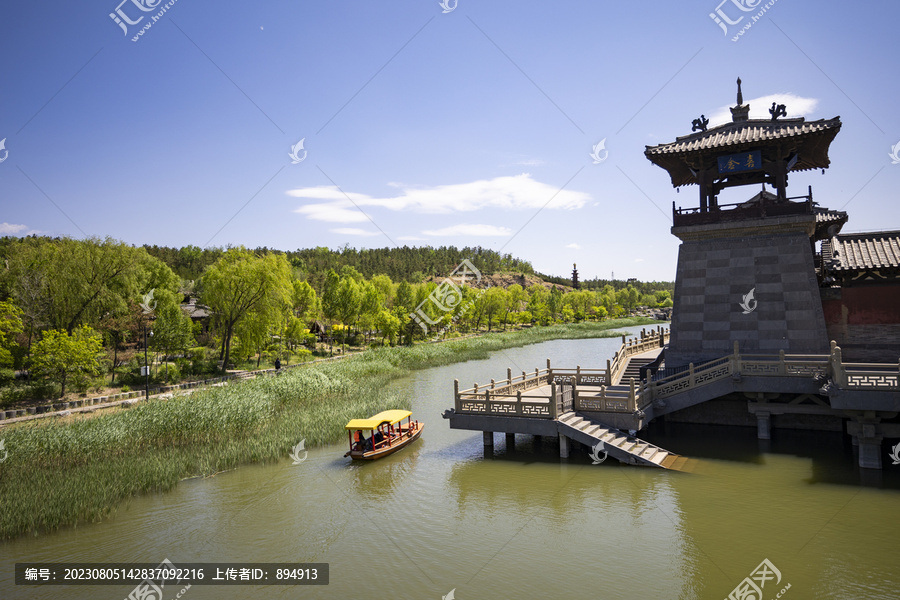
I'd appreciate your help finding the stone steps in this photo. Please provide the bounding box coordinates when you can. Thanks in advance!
[557,411,684,469]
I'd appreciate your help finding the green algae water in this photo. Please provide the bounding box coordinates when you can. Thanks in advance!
[2,325,898,599]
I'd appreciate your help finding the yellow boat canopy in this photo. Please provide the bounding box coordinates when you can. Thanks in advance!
[345,410,412,430]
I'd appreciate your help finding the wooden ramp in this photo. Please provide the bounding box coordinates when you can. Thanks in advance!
[557,411,686,470]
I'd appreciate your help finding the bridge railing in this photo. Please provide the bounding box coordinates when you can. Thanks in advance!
[609,327,669,385]
[639,342,898,409]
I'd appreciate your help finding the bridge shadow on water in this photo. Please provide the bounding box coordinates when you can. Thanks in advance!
[641,420,900,490]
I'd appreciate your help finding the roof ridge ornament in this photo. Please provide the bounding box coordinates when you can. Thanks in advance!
[730,76,750,122]
[770,102,787,121]
[692,115,709,132]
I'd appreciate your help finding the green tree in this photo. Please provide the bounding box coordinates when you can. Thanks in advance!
[150,291,195,380]
[201,248,293,372]
[375,310,401,346]
[7,237,178,334]
[30,326,103,397]
[292,280,319,323]
[503,284,527,330]
[370,274,394,308]
[334,275,362,351]
[358,281,383,345]
[0,299,24,367]
[97,301,143,385]
[481,287,505,332]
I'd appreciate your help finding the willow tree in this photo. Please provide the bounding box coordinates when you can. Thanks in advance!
[6,236,178,335]
[201,248,292,372]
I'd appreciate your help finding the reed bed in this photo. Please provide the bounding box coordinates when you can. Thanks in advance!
[0,318,655,539]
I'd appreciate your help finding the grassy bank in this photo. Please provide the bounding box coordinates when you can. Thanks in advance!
[0,318,657,539]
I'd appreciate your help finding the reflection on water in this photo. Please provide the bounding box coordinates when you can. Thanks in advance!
[2,325,899,600]
[349,440,421,499]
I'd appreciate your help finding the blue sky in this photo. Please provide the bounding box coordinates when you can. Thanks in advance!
[1,0,898,281]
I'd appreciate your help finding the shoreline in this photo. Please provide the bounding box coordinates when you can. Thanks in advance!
[0,318,658,540]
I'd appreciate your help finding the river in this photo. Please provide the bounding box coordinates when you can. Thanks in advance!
[3,324,899,599]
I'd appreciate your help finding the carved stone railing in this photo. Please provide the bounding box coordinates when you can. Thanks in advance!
[639,342,897,409]
[453,328,670,418]
[609,327,670,385]
[575,384,635,413]
[455,369,555,418]
[841,363,899,390]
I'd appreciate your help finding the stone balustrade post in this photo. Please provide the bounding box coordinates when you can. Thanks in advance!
[490,378,495,389]
[517,390,522,415]
[629,377,637,413]
[831,345,847,388]
[689,363,695,387]
[606,359,612,386]
[454,379,460,412]
[507,368,512,384]
[779,350,786,375]
[550,381,558,420]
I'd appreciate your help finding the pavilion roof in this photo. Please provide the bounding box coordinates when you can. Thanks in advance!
[645,116,842,188]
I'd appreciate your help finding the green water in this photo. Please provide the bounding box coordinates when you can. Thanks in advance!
[2,326,899,599]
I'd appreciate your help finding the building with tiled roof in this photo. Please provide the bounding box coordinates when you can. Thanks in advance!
[819,231,900,361]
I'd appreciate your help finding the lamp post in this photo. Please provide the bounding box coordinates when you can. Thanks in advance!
[143,321,153,400]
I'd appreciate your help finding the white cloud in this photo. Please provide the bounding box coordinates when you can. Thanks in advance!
[330,228,381,237]
[708,94,819,126]
[422,224,512,237]
[288,174,590,223]
[634,258,645,263]
[565,243,581,249]
[0,223,29,235]
[397,235,427,241]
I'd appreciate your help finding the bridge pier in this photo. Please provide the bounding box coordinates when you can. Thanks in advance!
[483,431,494,448]
[848,418,884,470]
[756,412,771,440]
[506,433,515,449]
[559,434,570,458]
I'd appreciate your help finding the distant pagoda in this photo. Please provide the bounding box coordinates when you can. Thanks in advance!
[572,263,579,289]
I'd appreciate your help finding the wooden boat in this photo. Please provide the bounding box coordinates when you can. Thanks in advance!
[344,409,423,461]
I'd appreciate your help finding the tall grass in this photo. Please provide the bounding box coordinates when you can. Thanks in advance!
[0,318,656,539]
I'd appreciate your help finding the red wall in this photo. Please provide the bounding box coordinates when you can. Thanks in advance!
[822,285,900,325]
[821,284,900,362]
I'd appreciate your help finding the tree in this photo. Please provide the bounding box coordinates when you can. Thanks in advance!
[292,280,319,323]
[548,287,563,322]
[370,274,394,308]
[30,326,103,397]
[503,284,527,330]
[97,300,143,385]
[358,281,383,345]
[7,237,178,334]
[481,287,505,331]
[394,281,416,344]
[334,275,362,352]
[201,248,293,372]
[150,291,195,380]
[375,310,401,346]
[0,300,24,367]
